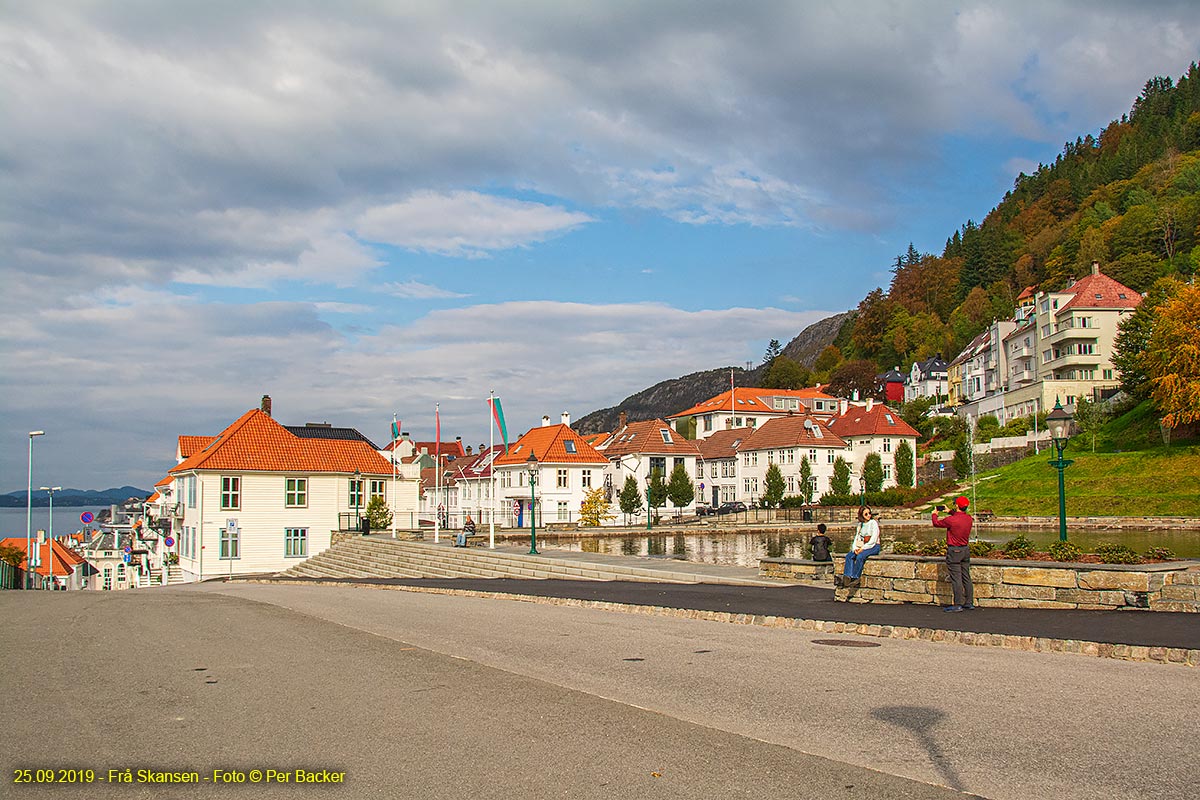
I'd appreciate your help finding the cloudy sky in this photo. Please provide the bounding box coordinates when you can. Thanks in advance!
[3,1,1198,492]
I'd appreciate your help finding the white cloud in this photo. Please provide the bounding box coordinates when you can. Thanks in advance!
[382,281,470,300]
[356,192,593,257]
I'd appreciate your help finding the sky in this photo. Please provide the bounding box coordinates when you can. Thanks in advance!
[3,1,1199,492]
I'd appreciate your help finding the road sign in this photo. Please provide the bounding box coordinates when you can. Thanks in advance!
[512,500,520,516]
[122,554,131,564]
[226,518,238,532]
[699,482,705,490]
[80,511,94,524]
[123,545,131,554]
[164,537,175,547]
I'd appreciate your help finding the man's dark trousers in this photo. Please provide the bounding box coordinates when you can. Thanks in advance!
[946,545,974,607]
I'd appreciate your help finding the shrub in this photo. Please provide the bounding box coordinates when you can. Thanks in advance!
[919,539,947,556]
[1095,542,1143,564]
[1003,534,1037,560]
[891,540,919,555]
[969,540,994,557]
[1048,540,1084,562]
[1145,546,1176,560]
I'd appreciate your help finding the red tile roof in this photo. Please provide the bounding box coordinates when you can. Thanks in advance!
[146,491,160,503]
[154,475,174,487]
[170,409,396,475]
[178,435,216,458]
[740,415,847,451]
[695,428,752,460]
[1,538,86,578]
[491,424,608,466]
[1057,270,1142,314]
[598,419,701,458]
[826,403,920,439]
[669,387,837,419]
[406,440,466,458]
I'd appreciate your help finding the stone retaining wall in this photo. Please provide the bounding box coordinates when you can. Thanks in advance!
[794,555,1200,611]
[759,559,836,583]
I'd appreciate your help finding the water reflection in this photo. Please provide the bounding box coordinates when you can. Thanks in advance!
[539,526,1200,568]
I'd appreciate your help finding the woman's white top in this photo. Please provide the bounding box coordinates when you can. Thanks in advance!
[851,518,880,550]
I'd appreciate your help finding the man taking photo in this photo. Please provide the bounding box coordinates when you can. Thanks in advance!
[932,496,975,612]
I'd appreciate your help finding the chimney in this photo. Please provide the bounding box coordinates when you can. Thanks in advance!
[465,445,473,455]
[542,415,551,427]
[401,431,410,441]
[839,398,848,415]
[618,410,628,429]
[866,398,874,411]
[480,443,486,455]
[261,394,272,417]
[561,412,571,426]
[1091,261,1100,276]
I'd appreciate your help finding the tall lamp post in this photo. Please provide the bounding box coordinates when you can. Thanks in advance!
[645,472,654,532]
[40,486,62,590]
[1046,400,1074,542]
[858,475,866,507]
[353,469,361,531]
[525,451,539,555]
[25,431,45,590]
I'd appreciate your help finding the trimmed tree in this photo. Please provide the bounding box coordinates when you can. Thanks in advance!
[798,456,814,504]
[365,495,393,531]
[618,475,642,524]
[666,462,696,515]
[952,438,972,479]
[894,440,914,488]
[762,463,785,508]
[0,543,26,569]
[1072,397,1110,453]
[647,470,668,518]
[831,456,852,495]
[863,452,884,493]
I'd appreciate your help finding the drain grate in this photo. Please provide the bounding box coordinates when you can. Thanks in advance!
[812,639,881,648]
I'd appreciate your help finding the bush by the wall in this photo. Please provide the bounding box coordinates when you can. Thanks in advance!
[1048,540,1084,562]
[1095,542,1143,564]
[1003,534,1037,559]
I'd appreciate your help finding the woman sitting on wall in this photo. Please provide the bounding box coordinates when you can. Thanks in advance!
[836,506,881,588]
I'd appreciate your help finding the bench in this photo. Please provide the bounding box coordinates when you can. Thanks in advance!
[976,509,995,522]
[452,534,488,547]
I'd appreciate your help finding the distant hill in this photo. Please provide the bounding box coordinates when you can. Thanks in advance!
[0,486,151,508]
[574,312,848,433]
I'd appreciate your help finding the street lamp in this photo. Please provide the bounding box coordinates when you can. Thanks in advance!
[647,472,657,530]
[1046,400,1074,542]
[25,431,44,590]
[525,451,539,555]
[353,469,362,531]
[859,475,866,507]
[40,486,62,590]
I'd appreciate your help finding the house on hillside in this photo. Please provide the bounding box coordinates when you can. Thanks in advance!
[1,537,88,590]
[903,356,948,403]
[491,414,608,528]
[167,396,416,581]
[593,414,702,516]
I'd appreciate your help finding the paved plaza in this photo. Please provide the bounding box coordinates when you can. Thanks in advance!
[2,584,1197,799]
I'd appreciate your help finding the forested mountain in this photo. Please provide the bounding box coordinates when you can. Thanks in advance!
[831,65,1200,375]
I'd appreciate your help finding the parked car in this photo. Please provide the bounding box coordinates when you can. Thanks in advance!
[694,504,713,517]
[714,501,748,515]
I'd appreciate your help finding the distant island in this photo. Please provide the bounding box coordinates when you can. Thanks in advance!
[0,486,151,508]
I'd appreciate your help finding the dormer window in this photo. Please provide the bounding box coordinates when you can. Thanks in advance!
[564,440,577,454]
[660,429,673,444]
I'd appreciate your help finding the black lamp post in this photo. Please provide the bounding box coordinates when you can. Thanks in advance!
[526,451,539,555]
[353,469,361,531]
[1046,400,1074,542]
[858,475,866,507]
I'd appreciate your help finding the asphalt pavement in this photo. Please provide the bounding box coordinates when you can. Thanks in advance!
[264,575,1200,650]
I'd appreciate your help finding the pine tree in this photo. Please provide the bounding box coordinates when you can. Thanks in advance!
[618,475,642,524]
[762,463,785,508]
[666,463,695,514]
[895,440,914,488]
[863,453,884,493]
[798,456,813,504]
[831,457,852,495]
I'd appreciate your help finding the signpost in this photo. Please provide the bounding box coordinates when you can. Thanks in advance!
[80,511,94,525]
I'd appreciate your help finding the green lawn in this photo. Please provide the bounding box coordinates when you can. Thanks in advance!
[964,446,1200,517]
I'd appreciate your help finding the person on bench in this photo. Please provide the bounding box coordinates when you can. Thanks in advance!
[836,506,880,588]
[456,515,476,547]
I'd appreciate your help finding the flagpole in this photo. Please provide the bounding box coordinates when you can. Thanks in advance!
[391,413,398,539]
[434,403,440,544]
[489,391,496,549]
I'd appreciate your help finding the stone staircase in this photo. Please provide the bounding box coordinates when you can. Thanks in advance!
[278,537,782,585]
[166,565,187,585]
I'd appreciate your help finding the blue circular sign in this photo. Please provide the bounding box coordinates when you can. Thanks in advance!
[123,546,131,554]
[165,537,175,547]
[80,511,94,524]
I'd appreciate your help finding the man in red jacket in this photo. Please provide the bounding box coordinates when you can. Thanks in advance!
[932,495,974,612]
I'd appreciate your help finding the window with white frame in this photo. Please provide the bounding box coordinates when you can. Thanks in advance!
[187,475,196,508]
[219,525,240,559]
[710,463,717,478]
[556,469,568,488]
[883,438,892,453]
[827,450,835,464]
[103,567,113,590]
[809,449,817,463]
[581,469,592,488]
[743,453,750,467]
[285,528,308,558]
[370,479,386,500]
[220,476,240,510]
[557,501,569,521]
[883,464,892,481]
[348,479,364,510]
[285,477,307,508]
[751,452,759,466]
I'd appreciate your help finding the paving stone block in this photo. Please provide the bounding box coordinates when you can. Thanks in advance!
[1002,566,1078,588]
[1078,571,1151,592]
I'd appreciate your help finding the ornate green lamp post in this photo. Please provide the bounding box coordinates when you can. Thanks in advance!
[525,451,539,555]
[1046,400,1074,542]
[645,472,653,532]
[858,475,865,507]
[353,469,361,530]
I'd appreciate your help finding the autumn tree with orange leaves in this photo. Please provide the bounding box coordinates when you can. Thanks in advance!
[1145,284,1200,428]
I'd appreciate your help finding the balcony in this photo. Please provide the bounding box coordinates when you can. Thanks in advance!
[1047,326,1098,345]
